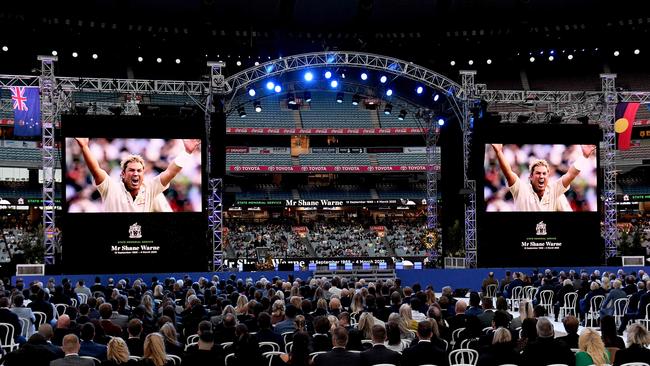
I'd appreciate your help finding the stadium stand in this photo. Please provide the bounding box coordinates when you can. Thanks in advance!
[300,92,375,128]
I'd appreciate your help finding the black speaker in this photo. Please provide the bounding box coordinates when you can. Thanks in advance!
[278,263,294,271]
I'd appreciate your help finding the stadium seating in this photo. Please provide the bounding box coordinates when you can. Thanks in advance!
[226,96,297,128]
[298,153,370,166]
[300,92,375,128]
[226,153,293,166]
[375,152,427,165]
[0,147,61,168]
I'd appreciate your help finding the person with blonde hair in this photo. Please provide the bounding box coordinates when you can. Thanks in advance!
[576,328,610,366]
[271,300,285,325]
[510,299,533,330]
[388,312,414,340]
[399,304,418,331]
[477,327,522,366]
[159,322,183,356]
[142,333,172,366]
[235,295,248,315]
[613,323,650,365]
[104,337,138,366]
[357,312,376,340]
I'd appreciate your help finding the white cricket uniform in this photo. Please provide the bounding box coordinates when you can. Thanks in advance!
[96,175,170,212]
[509,176,570,212]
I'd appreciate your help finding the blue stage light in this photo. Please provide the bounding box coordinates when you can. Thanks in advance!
[437,118,445,126]
[380,75,387,83]
[330,80,338,88]
[386,89,393,97]
[416,86,423,94]
[360,73,368,81]
[274,85,282,93]
[248,89,256,97]
[433,94,440,102]
[324,71,332,79]
[304,72,314,81]
[266,81,275,90]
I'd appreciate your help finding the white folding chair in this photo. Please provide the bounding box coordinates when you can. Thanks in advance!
[508,286,522,311]
[19,318,30,338]
[0,323,18,353]
[285,341,293,353]
[282,331,293,345]
[539,290,554,316]
[166,354,181,366]
[523,286,535,300]
[70,298,78,308]
[33,311,47,328]
[620,363,650,366]
[636,303,650,328]
[184,341,198,351]
[449,348,479,366]
[459,338,478,350]
[451,327,465,346]
[54,303,68,318]
[186,334,199,345]
[128,356,142,361]
[485,284,498,298]
[613,297,629,327]
[263,351,285,366]
[259,341,280,352]
[77,293,88,304]
[559,292,578,319]
[225,353,235,366]
[586,295,605,327]
[310,351,327,362]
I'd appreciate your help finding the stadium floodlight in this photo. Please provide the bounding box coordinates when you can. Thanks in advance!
[236,60,242,66]
[352,94,361,106]
[156,57,162,63]
[137,56,143,62]
[254,61,259,66]
[1,46,7,52]
[304,71,314,81]
[72,52,79,58]
[254,101,262,113]
[450,60,456,66]
[613,50,620,57]
[304,91,312,103]
[52,50,58,56]
[397,109,407,120]
[486,59,492,65]
[529,56,535,62]
[360,72,368,81]
[248,89,256,97]
[634,49,640,55]
[416,86,424,94]
[384,103,393,115]
[336,92,344,103]
[386,89,393,97]
[92,53,98,60]
[379,75,387,83]
[433,94,440,102]
[324,71,332,79]
[176,58,181,64]
[567,54,574,60]
[437,118,445,126]
[468,60,474,65]
[330,80,338,88]
[288,93,296,105]
[237,106,247,118]
[274,85,282,93]
[266,81,275,90]
[548,55,554,61]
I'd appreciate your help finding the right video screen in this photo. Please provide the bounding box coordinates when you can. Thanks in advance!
[484,143,598,212]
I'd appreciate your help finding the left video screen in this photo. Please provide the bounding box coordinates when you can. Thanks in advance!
[65,138,202,213]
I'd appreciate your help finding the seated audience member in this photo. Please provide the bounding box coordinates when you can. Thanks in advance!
[10,294,35,337]
[51,334,95,366]
[360,325,401,366]
[52,314,74,346]
[3,333,60,366]
[38,323,65,358]
[160,322,183,356]
[99,303,122,337]
[384,321,406,352]
[446,300,468,331]
[255,312,284,349]
[599,315,625,350]
[275,331,310,366]
[613,323,650,366]
[311,316,332,352]
[104,337,139,366]
[465,292,484,317]
[79,322,108,360]
[274,304,298,335]
[600,279,627,317]
[477,297,496,329]
[510,299,533,331]
[556,315,579,349]
[142,333,173,366]
[576,328,611,366]
[402,320,448,366]
[125,318,144,357]
[231,324,263,366]
[0,296,25,344]
[521,318,574,366]
[214,313,237,344]
[477,327,521,366]
[314,326,361,366]
[181,326,225,366]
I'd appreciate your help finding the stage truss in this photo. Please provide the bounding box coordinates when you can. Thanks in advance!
[1,51,648,268]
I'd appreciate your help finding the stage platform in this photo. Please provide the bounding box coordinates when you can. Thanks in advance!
[12,266,648,292]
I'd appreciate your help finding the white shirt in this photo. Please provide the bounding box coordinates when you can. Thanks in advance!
[509,177,569,212]
[96,175,170,212]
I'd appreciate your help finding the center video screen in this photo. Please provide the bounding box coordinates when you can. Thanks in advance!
[484,144,597,212]
[65,138,202,213]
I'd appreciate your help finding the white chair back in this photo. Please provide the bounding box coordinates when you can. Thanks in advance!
[33,311,47,328]
[310,351,327,362]
[77,293,88,304]
[225,353,235,366]
[263,351,285,366]
[451,327,465,346]
[0,323,18,353]
[586,295,605,327]
[166,355,181,366]
[539,290,554,316]
[449,348,479,366]
[486,284,498,298]
[285,341,293,353]
[619,363,650,366]
[19,317,30,338]
[613,297,629,327]
[259,341,280,352]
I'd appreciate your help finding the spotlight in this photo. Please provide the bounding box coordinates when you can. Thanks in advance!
[568,54,574,60]
[416,86,423,94]
[254,61,259,66]
[341,73,346,79]
[548,55,554,61]
[237,106,247,118]
[634,49,640,55]
[137,56,143,62]
[433,94,440,102]
[274,85,282,93]
[52,50,58,56]
[352,94,361,106]
[288,93,296,105]
[1,46,7,52]
[254,101,262,113]
[266,81,275,90]
[360,73,368,81]
[468,60,474,65]
[614,50,620,57]
[330,80,338,88]
[437,118,445,126]
[176,58,181,64]
[486,59,492,65]
[304,91,312,103]
[386,89,393,97]
[529,56,535,63]
[450,60,456,66]
[336,92,344,103]
[325,71,332,79]
[304,71,314,81]
[156,57,162,63]
[380,75,387,83]
[72,52,78,58]
[92,53,98,60]
[384,103,393,115]
[397,109,407,120]
[236,60,242,66]
[248,89,256,97]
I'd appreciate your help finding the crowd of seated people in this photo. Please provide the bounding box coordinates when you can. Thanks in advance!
[0,211,39,263]
[384,222,427,256]
[226,224,308,259]
[0,269,649,365]
[308,224,377,257]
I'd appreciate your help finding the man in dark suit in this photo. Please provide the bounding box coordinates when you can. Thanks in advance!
[3,333,61,366]
[98,303,122,337]
[402,321,448,366]
[314,326,360,366]
[556,315,579,349]
[38,324,65,358]
[125,318,144,356]
[50,334,94,366]
[360,325,401,366]
[477,297,496,329]
[78,323,107,361]
[254,312,284,349]
[0,296,24,343]
[521,318,575,366]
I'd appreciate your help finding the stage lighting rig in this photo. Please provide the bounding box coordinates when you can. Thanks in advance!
[238,106,247,118]
[254,101,262,113]
[352,94,361,106]
[336,92,344,103]
[384,103,393,115]
[304,91,312,103]
[398,109,407,120]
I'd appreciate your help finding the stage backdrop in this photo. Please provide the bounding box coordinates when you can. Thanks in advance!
[61,115,209,273]
[474,124,603,267]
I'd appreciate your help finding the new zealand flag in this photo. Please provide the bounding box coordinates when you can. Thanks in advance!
[9,86,41,136]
